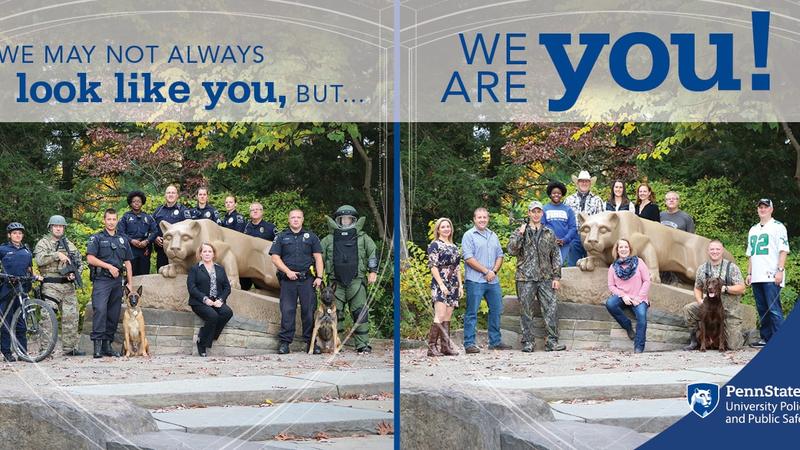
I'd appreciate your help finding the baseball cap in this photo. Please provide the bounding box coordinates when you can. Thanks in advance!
[756,198,773,207]
[528,201,544,211]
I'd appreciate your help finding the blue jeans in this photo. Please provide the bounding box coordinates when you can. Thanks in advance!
[567,239,586,267]
[752,282,783,342]
[605,295,648,351]
[464,281,503,347]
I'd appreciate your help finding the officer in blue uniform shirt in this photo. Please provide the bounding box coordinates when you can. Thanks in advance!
[150,185,191,270]
[269,209,323,355]
[218,195,246,233]
[118,191,157,276]
[240,202,277,290]
[190,187,220,223]
[0,222,41,362]
[86,209,134,358]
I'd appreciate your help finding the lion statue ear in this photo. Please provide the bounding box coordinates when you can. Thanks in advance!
[577,212,588,226]
[190,220,201,234]
[159,220,172,234]
[609,212,620,226]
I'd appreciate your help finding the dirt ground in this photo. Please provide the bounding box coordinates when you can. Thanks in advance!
[0,349,393,389]
[400,347,759,386]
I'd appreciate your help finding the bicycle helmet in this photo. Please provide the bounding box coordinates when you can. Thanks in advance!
[6,222,24,233]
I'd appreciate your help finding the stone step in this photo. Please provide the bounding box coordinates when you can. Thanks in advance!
[550,398,689,434]
[151,401,392,441]
[467,366,741,401]
[66,368,392,408]
[107,430,392,449]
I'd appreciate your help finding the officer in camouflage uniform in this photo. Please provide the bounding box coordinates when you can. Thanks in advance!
[34,215,85,356]
[321,206,379,353]
[683,239,746,350]
[507,201,566,352]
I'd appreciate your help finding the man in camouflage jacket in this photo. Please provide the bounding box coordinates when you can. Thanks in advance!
[507,201,566,352]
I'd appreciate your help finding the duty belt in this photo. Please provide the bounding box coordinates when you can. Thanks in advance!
[43,276,71,284]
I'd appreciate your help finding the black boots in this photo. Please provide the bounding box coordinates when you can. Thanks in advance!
[101,340,120,357]
[93,340,103,358]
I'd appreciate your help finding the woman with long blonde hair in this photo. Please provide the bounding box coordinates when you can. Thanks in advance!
[426,218,462,356]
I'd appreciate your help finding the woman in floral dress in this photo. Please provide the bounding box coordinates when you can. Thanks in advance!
[426,218,462,356]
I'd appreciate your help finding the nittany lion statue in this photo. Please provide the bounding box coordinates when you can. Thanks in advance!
[576,211,733,283]
[158,219,279,290]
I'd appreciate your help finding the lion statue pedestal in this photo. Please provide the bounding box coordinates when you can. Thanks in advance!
[500,268,758,351]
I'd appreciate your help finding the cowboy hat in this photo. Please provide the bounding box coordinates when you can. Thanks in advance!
[571,170,597,185]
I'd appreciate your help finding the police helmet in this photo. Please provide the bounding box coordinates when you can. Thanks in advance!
[333,205,358,229]
[6,222,25,233]
[127,190,147,206]
[48,215,68,227]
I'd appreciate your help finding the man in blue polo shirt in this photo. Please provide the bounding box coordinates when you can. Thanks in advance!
[462,207,508,354]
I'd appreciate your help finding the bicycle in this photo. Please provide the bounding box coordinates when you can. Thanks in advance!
[0,273,59,362]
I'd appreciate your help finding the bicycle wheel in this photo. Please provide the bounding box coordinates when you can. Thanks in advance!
[11,298,59,362]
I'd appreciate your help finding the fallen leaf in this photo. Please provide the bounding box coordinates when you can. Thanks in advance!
[313,432,330,440]
[377,421,394,435]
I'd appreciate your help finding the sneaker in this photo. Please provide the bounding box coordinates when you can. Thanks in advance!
[545,343,567,352]
[357,345,372,354]
[278,342,290,354]
[465,345,481,354]
[749,339,767,348]
[488,343,512,350]
[2,352,16,362]
[522,343,534,353]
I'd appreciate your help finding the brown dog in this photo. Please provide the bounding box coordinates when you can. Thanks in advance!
[308,283,340,354]
[122,285,150,357]
[698,277,727,352]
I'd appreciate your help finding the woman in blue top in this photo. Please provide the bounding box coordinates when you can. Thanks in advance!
[542,181,575,266]
[0,222,41,362]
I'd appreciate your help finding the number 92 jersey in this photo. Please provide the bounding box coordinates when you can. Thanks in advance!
[747,219,791,286]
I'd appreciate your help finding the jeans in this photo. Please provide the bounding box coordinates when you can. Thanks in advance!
[464,281,503,347]
[567,239,586,267]
[605,295,648,351]
[751,282,783,342]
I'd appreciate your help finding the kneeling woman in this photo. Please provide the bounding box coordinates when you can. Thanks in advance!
[188,242,233,357]
[605,239,651,353]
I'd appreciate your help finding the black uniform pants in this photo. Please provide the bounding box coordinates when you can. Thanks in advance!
[155,246,169,271]
[131,254,151,276]
[278,278,316,344]
[91,277,123,341]
[191,303,234,348]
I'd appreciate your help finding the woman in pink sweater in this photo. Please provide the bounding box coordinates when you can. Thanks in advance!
[605,238,651,353]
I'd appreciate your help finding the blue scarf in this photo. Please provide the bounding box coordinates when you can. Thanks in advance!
[613,256,639,280]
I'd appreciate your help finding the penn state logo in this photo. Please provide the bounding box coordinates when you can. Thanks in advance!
[687,383,720,418]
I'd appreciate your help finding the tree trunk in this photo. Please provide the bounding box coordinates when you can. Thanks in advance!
[780,122,800,193]
[351,137,386,241]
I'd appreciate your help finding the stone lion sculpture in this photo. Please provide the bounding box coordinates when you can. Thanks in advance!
[157,219,279,290]
[576,211,733,283]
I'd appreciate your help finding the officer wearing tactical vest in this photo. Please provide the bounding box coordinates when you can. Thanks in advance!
[320,206,379,353]
[34,215,85,356]
[0,222,41,362]
[118,191,157,276]
[270,209,324,355]
[86,208,134,358]
[151,185,191,270]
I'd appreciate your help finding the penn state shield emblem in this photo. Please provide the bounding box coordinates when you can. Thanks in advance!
[687,383,720,418]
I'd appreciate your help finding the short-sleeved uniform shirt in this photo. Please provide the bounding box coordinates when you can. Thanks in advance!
[244,220,277,241]
[151,203,191,241]
[190,204,220,223]
[269,228,322,273]
[0,242,33,300]
[87,230,133,278]
[219,210,246,233]
[660,210,696,233]
[747,218,791,286]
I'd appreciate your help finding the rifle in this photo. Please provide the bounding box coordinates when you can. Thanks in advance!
[56,237,83,288]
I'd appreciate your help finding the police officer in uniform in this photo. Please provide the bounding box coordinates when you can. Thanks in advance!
[190,187,220,223]
[218,195,246,233]
[118,191,157,276]
[321,206,379,353]
[86,209,134,358]
[34,215,84,356]
[0,223,40,362]
[151,185,191,270]
[241,202,277,290]
[270,209,324,354]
